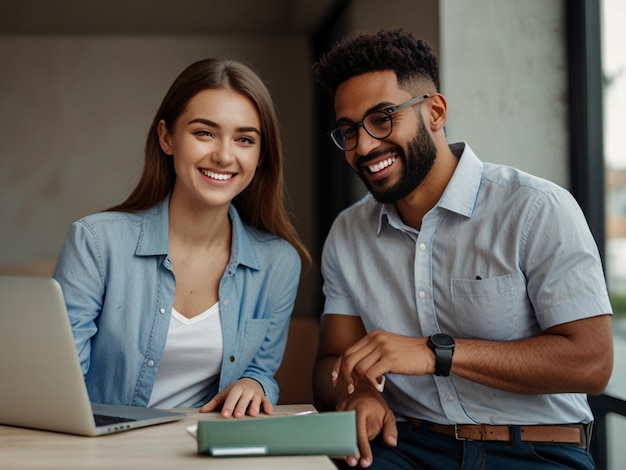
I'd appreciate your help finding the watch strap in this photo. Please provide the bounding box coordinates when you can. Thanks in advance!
[433,347,453,377]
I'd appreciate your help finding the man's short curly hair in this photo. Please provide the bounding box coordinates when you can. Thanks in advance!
[313,28,439,95]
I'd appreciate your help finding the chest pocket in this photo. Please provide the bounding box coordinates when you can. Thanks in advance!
[451,274,527,341]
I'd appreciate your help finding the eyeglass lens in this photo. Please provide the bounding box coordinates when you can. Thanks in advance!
[334,110,393,151]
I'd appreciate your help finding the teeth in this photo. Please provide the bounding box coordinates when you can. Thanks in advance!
[368,157,395,173]
[201,169,233,181]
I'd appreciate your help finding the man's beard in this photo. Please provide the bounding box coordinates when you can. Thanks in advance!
[357,117,437,204]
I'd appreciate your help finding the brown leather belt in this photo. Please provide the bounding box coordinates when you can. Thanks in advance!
[406,418,590,449]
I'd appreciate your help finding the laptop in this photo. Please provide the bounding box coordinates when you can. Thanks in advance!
[0,275,185,436]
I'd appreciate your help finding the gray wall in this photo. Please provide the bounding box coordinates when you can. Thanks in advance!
[440,0,568,187]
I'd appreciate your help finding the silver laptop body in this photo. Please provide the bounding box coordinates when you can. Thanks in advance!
[0,275,185,436]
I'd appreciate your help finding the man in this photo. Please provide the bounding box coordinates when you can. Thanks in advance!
[312,28,613,469]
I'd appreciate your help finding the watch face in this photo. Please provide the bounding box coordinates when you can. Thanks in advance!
[432,333,455,348]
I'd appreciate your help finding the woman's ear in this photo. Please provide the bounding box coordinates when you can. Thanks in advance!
[429,93,447,132]
[157,120,173,155]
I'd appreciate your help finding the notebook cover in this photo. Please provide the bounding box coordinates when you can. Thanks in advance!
[196,411,357,457]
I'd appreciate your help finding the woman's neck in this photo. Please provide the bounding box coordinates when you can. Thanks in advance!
[167,192,232,249]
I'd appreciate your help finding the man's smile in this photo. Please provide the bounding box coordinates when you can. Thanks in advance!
[367,156,396,174]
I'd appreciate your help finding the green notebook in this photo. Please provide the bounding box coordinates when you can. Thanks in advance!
[196,411,357,457]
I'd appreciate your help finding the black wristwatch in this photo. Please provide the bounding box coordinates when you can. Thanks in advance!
[428,333,455,377]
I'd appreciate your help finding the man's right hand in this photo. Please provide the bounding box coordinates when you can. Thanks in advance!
[336,383,398,468]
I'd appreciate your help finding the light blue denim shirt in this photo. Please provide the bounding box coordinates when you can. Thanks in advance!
[53,196,301,407]
[322,142,612,425]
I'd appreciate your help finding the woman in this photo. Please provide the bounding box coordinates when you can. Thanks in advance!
[53,58,311,419]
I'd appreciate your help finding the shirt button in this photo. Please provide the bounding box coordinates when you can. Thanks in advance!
[419,243,426,251]
[223,300,230,306]
[229,355,235,363]
[159,307,166,314]
[419,291,426,299]
[147,359,155,367]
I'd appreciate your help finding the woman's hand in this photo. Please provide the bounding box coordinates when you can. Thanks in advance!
[199,378,273,418]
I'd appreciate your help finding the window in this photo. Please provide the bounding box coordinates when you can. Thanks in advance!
[604,0,626,308]
[600,2,626,469]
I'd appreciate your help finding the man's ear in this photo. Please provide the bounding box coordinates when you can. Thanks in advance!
[429,93,447,132]
[157,119,173,155]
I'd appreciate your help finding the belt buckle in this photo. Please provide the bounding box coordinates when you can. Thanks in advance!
[453,424,468,441]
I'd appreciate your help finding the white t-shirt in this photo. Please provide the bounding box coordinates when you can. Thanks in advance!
[148,302,223,408]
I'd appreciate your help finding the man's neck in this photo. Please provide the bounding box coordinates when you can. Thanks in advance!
[395,145,459,230]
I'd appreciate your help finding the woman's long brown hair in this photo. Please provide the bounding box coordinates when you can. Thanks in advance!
[107,58,310,265]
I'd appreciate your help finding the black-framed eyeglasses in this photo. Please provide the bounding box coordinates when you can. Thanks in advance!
[329,94,430,151]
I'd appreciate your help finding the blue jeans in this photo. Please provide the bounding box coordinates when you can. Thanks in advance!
[337,421,595,469]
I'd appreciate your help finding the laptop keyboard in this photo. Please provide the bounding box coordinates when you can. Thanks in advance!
[93,413,137,427]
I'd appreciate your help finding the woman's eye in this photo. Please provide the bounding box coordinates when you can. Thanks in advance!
[236,136,256,145]
[194,129,215,138]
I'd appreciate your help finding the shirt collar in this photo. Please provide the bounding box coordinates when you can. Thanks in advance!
[137,197,170,256]
[136,196,261,271]
[437,142,483,218]
[378,142,483,233]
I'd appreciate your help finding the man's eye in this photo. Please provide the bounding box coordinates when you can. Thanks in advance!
[341,126,358,138]
[369,113,391,127]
